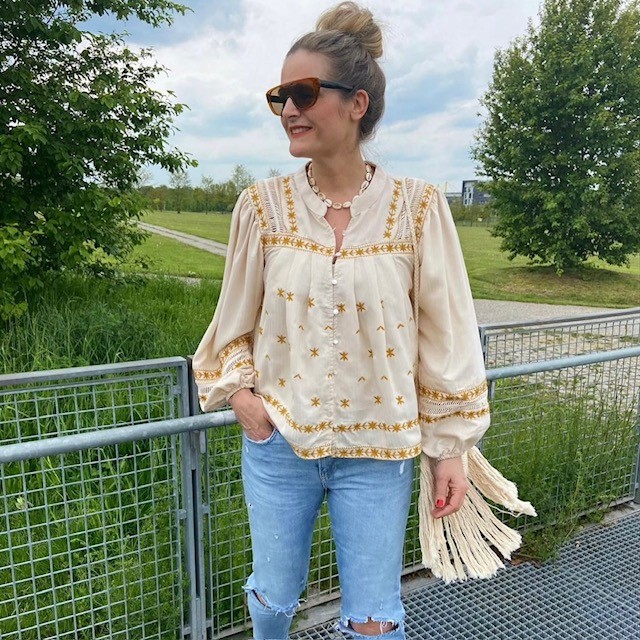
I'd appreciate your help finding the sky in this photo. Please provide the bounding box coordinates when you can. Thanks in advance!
[87,0,544,192]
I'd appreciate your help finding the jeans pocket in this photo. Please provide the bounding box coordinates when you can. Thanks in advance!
[243,427,278,445]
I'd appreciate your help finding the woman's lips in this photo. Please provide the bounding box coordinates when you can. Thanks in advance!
[290,126,312,137]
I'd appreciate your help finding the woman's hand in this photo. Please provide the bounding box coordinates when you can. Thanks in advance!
[229,388,275,442]
[431,456,470,519]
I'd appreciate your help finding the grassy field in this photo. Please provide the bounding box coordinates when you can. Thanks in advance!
[0,274,221,374]
[125,232,226,280]
[143,210,232,245]
[457,226,640,308]
[138,211,640,308]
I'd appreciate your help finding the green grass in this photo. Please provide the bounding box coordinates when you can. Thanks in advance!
[136,212,640,308]
[124,233,226,280]
[0,273,221,373]
[484,382,639,562]
[143,210,232,245]
[457,227,640,308]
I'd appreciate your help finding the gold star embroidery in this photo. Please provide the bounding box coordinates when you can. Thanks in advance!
[337,303,346,313]
[340,352,349,361]
[255,370,260,378]
[374,395,382,404]
[386,348,395,358]
[356,302,366,312]
[259,326,264,335]
[307,297,315,308]
[279,378,286,387]
[286,292,294,302]
[340,399,350,408]
[396,395,405,405]
[277,288,285,297]
[310,348,319,357]
[383,230,392,239]
[311,397,320,407]
[277,335,287,344]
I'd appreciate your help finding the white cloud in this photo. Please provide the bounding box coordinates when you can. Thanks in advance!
[133,0,542,187]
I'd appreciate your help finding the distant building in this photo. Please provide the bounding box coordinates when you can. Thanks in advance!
[462,180,491,207]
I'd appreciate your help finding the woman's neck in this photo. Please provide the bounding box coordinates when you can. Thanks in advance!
[309,152,369,204]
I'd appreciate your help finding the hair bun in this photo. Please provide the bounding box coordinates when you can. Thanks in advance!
[316,1,383,59]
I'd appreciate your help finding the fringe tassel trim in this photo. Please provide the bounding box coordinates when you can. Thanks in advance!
[418,447,537,583]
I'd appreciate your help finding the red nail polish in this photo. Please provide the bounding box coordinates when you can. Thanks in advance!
[436,499,445,508]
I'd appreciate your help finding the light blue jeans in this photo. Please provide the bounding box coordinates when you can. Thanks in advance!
[241,428,414,640]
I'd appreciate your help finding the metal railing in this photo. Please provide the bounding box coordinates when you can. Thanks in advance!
[479,307,640,368]
[1,347,639,639]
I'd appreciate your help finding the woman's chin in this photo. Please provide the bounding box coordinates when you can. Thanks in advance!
[288,143,312,159]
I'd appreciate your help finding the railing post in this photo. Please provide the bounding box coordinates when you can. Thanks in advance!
[634,395,640,504]
[180,358,207,639]
[180,430,207,640]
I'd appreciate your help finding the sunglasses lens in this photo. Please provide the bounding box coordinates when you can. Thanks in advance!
[267,79,319,115]
[290,82,317,110]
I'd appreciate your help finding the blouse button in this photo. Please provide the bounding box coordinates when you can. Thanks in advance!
[335,252,342,258]
[332,279,338,285]
[333,339,339,345]
[333,309,339,316]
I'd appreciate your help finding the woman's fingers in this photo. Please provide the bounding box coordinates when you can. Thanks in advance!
[431,457,469,519]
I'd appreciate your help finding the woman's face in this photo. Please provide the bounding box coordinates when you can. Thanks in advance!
[279,50,360,162]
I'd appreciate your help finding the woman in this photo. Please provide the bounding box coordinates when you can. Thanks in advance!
[193,3,535,638]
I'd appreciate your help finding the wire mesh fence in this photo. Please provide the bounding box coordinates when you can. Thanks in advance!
[200,348,640,638]
[0,359,189,640]
[1,345,639,639]
[480,307,640,368]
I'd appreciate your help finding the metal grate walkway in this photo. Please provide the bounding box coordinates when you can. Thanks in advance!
[291,509,640,640]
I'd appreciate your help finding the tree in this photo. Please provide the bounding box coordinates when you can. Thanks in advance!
[169,171,191,214]
[230,164,255,196]
[201,175,216,212]
[472,0,640,272]
[0,0,195,318]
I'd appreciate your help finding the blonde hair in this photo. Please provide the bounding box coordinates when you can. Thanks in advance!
[287,2,386,141]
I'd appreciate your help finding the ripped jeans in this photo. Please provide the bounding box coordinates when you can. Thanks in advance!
[241,428,414,639]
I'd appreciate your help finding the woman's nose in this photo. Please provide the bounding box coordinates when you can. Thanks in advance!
[281,97,300,118]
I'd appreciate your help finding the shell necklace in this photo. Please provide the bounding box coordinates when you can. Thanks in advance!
[306,162,373,210]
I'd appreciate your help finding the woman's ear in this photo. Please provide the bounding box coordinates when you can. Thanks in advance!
[350,89,370,123]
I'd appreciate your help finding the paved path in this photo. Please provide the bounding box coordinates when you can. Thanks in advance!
[473,299,619,324]
[140,223,623,323]
[139,222,228,256]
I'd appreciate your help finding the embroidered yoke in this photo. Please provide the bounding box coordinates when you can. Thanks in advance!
[193,164,490,462]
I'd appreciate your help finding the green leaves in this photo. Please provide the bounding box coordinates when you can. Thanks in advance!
[473,0,640,273]
[0,0,195,319]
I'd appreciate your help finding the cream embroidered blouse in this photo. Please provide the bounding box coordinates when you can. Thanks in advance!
[192,164,490,461]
